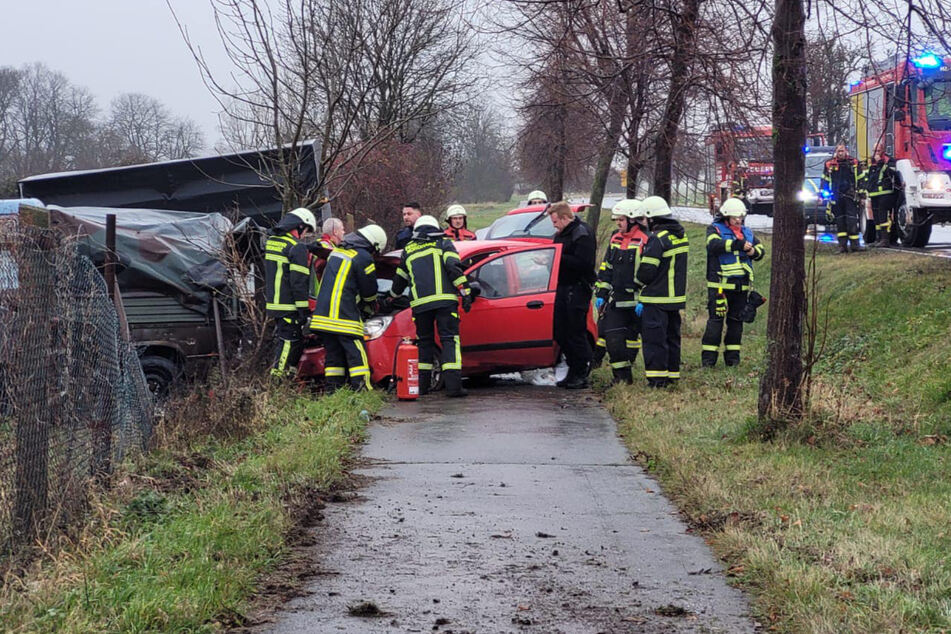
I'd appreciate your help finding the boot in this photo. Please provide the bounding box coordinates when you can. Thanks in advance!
[418,370,431,396]
[325,376,346,392]
[611,367,634,385]
[850,237,865,252]
[874,233,890,248]
[837,236,849,253]
[444,370,467,398]
[349,377,370,392]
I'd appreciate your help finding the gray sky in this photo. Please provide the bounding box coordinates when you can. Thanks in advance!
[1,0,226,145]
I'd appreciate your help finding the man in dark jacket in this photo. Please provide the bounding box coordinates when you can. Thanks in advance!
[822,143,866,253]
[265,207,317,378]
[701,197,765,367]
[635,196,688,388]
[395,202,423,249]
[389,215,473,397]
[865,145,900,247]
[549,201,597,389]
[310,224,388,391]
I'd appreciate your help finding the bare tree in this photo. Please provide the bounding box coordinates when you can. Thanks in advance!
[450,103,515,203]
[806,34,862,142]
[105,93,205,164]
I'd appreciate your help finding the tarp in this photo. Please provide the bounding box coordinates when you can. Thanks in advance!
[48,206,233,314]
[19,141,320,225]
[0,198,44,215]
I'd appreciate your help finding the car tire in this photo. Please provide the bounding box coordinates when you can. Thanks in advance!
[140,355,181,397]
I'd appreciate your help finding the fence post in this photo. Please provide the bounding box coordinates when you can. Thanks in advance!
[91,215,117,476]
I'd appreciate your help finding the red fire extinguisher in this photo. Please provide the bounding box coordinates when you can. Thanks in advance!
[394,338,419,400]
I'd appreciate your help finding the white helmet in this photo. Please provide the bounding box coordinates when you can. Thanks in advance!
[357,224,387,252]
[444,204,467,220]
[719,197,747,217]
[527,190,548,203]
[414,214,441,230]
[287,207,317,232]
[738,159,749,169]
[642,196,672,218]
[611,198,645,219]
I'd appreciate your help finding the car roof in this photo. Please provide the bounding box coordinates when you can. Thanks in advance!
[505,203,590,216]
[382,238,547,261]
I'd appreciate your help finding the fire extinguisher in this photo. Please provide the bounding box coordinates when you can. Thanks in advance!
[393,338,419,400]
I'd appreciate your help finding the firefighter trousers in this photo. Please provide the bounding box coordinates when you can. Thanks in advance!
[641,304,681,388]
[413,306,463,394]
[322,333,371,391]
[870,193,897,243]
[271,316,304,378]
[701,288,747,367]
[832,198,861,250]
[601,305,640,381]
[554,281,593,379]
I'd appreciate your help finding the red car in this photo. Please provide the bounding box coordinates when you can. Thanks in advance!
[298,239,599,387]
[478,203,591,241]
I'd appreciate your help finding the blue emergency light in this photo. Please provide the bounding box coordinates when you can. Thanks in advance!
[912,53,942,69]
[943,144,951,161]
[802,145,811,154]
[848,79,862,88]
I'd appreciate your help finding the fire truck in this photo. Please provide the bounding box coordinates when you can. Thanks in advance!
[705,125,826,215]
[848,53,951,247]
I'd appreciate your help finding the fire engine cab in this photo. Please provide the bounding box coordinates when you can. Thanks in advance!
[849,53,951,247]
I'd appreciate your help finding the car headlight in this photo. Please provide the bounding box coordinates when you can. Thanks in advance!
[797,189,817,202]
[920,171,950,190]
[363,315,393,340]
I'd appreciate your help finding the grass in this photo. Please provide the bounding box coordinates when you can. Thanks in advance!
[457,195,521,231]
[599,225,951,632]
[0,386,382,633]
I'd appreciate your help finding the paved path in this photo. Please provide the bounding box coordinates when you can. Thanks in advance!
[263,383,756,633]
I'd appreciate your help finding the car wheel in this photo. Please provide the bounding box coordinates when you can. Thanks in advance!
[430,350,444,391]
[140,355,181,398]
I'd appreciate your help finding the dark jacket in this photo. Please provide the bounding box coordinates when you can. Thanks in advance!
[705,219,765,292]
[391,225,470,313]
[636,217,688,311]
[554,216,597,288]
[595,224,650,308]
[866,156,900,196]
[822,157,865,201]
[395,225,414,250]
[310,232,378,338]
[264,214,311,320]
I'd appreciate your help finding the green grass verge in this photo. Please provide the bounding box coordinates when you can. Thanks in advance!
[600,225,951,632]
[1,388,383,633]
[457,195,521,231]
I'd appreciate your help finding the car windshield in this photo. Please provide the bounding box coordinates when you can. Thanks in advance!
[485,212,555,239]
[805,154,831,178]
[923,79,951,130]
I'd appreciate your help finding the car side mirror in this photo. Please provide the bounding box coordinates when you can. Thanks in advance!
[469,280,483,297]
[894,109,906,122]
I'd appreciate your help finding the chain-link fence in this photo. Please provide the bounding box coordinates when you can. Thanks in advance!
[0,222,152,562]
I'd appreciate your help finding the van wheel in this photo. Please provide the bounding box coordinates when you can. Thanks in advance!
[140,356,181,397]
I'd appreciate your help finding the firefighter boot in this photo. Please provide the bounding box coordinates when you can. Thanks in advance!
[444,370,467,398]
[349,376,370,392]
[850,236,865,252]
[875,231,890,248]
[325,376,346,392]
[418,370,432,396]
[837,236,849,253]
[611,367,633,385]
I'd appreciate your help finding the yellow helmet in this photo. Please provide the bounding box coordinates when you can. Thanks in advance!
[719,197,747,217]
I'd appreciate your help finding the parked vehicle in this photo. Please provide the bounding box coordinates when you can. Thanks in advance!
[478,203,591,241]
[799,147,836,227]
[297,239,599,388]
[848,53,951,247]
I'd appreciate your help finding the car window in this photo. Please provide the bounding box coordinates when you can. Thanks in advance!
[472,248,554,298]
[485,213,556,240]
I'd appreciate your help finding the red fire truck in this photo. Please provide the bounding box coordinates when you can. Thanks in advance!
[848,53,951,247]
[705,125,826,216]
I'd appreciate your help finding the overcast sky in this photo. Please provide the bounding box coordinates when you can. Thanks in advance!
[1,0,226,146]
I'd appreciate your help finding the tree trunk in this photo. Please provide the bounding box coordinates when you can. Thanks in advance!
[757,0,807,429]
[651,0,700,200]
[588,84,628,241]
[546,101,567,202]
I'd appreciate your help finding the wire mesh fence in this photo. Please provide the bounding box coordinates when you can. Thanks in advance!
[0,221,152,562]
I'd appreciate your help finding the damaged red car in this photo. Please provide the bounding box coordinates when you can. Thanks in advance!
[297,239,598,388]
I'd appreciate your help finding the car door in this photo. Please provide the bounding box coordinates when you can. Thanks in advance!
[460,243,561,372]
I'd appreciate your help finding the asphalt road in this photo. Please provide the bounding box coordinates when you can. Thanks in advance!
[260,383,755,633]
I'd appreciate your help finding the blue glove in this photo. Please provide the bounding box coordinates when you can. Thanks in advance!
[635,302,644,317]
[595,297,605,311]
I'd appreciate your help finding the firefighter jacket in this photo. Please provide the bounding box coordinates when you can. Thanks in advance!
[553,216,597,287]
[309,235,336,297]
[635,218,688,311]
[265,215,311,320]
[705,220,765,292]
[731,174,748,199]
[391,225,471,314]
[310,233,378,338]
[865,157,900,197]
[822,157,866,201]
[595,224,650,308]
[444,226,477,241]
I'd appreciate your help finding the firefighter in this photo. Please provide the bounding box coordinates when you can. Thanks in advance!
[389,215,474,397]
[443,204,477,241]
[731,161,750,208]
[594,199,649,385]
[865,145,900,247]
[635,196,688,388]
[308,216,345,306]
[701,197,765,368]
[527,190,548,205]
[310,223,388,391]
[265,207,317,378]
[822,143,867,253]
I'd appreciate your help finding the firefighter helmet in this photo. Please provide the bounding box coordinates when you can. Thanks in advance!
[527,190,548,204]
[611,198,645,219]
[357,224,388,252]
[720,197,747,217]
[642,196,672,218]
[414,214,441,230]
[444,204,467,220]
[287,207,317,232]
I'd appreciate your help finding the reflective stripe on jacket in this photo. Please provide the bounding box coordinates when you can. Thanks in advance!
[264,233,311,317]
[635,219,688,310]
[310,243,378,337]
[595,225,649,307]
[391,228,469,313]
[705,221,765,291]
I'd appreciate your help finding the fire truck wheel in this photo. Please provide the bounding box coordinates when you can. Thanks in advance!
[897,201,932,248]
